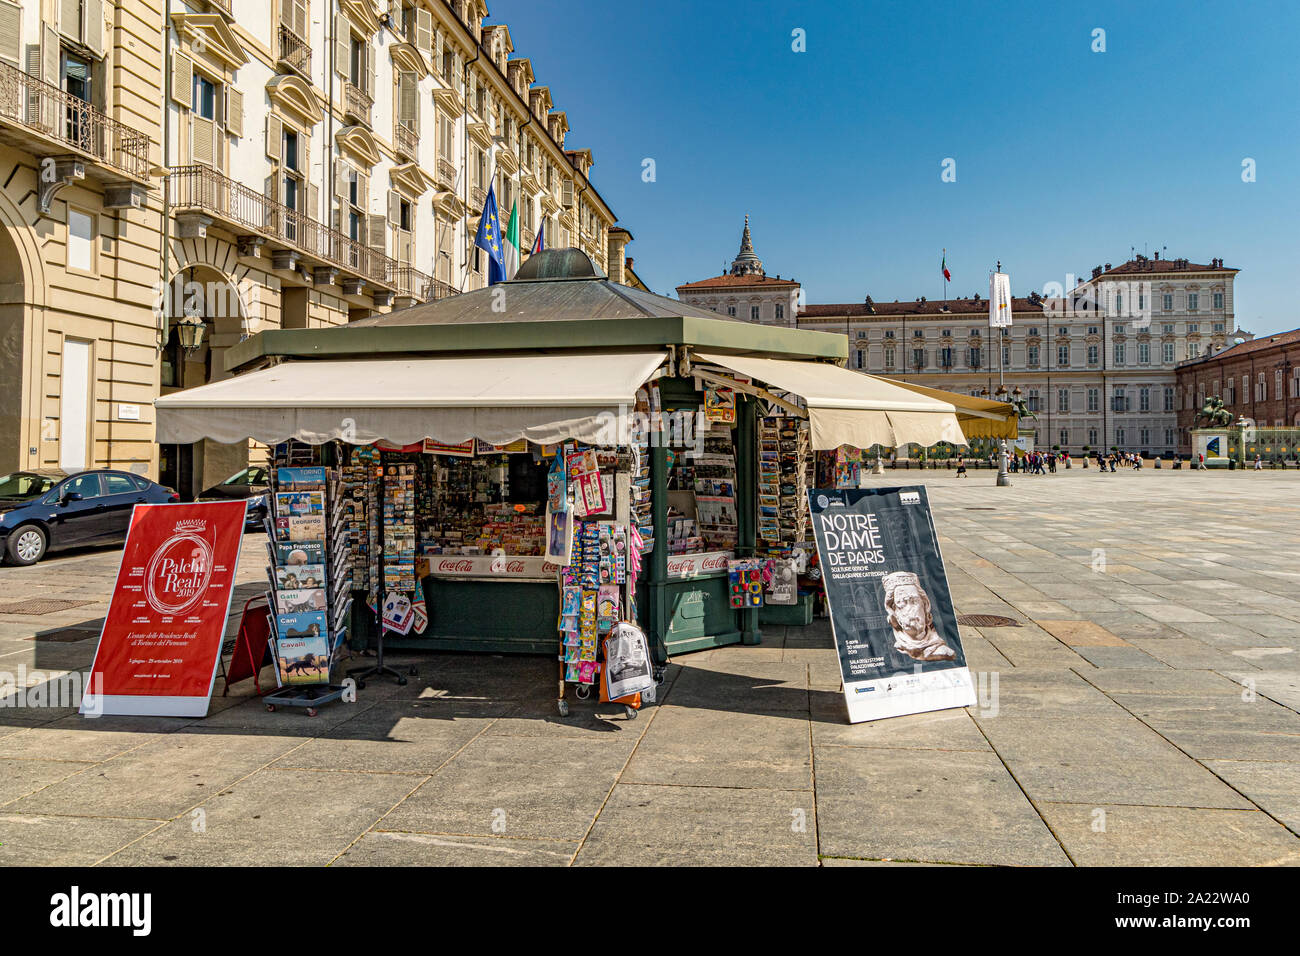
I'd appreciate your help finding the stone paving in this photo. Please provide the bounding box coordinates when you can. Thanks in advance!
[0,468,1298,866]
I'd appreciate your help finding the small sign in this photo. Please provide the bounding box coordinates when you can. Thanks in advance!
[117,404,140,421]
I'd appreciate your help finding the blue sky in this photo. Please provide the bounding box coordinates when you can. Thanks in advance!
[494,0,1299,334]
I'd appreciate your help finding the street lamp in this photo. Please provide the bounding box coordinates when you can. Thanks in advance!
[175,315,206,353]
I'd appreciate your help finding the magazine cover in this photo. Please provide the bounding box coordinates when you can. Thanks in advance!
[807,486,975,723]
[604,622,655,700]
[276,466,328,485]
[274,632,332,686]
[275,610,328,642]
[274,540,326,566]
[275,490,325,517]
[545,503,573,565]
[273,563,326,590]
[274,588,327,614]
[285,514,326,541]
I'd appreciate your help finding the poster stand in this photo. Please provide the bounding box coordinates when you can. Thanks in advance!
[347,465,413,689]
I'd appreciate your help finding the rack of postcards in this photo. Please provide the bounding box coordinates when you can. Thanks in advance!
[758,415,811,549]
[262,458,354,714]
[552,443,647,717]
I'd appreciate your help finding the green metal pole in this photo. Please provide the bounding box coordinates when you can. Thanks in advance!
[649,440,669,664]
[737,395,760,645]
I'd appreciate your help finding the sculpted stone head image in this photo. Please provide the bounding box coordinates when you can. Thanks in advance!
[882,571,957,662]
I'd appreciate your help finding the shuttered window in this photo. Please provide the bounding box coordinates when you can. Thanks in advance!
[0,1,21,66]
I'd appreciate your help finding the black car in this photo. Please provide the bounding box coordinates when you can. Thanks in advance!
[197,466,269,531]
[0,470,180,566]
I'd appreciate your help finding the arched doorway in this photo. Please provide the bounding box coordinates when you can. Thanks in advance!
[0,223,27,473]
[158,265,252,499]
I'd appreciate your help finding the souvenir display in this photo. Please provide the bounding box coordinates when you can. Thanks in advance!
[758,415,811,548]
[728,559,766,609]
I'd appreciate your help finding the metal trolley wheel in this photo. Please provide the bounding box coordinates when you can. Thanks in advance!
[624,705,638,720]
[574,684,592,701]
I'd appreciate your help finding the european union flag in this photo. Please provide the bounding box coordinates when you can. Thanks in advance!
[474,184,507,285]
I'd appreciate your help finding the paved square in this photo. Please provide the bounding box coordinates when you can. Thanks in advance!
[1,469,1298,865]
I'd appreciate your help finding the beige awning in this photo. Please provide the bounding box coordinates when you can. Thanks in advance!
[155,351,669,446]
[691,352,968,449]
[864,376,1019,440]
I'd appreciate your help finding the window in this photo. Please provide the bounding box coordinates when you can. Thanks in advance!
[775,303,784,321]
[1114,324,1126,334]
[883,330,895,339]
[1057,344,1069,367]
[1088,428,1098,446]
[67,208,94,272]
[1164,428,1175,446]
[350,35,365,86]
[1026,389,1040,412]
[1162,323,1175,334]
[1087,388,1099,412]
[1057,388,1069,413]
[1212,321,1225,332]
[967,347,980,368]
[726,306,736,317]
[1213,292,1224,310]
[913,347,926,369]
[1027,327,1039,337]
[1139,428,1150,446]
[1087,344,1099,366]
[854,349,864,370]
[1188,343,1200,358]
[1138,342,1150,365]
[60,473,103,501]
[1139,387,1151,412]
[884,347,895,368]
[1162,294,1173,310]
[1164,386,1174,411]
[1002,345,1009,366]
[1163,342,1175,363]
[1256,373,1266,401]
[1087,325,1099,335]
[1115,293,1122,315]
[1112,387,1127,412]
[1116,427,1125,446]
[1187,293,1199,311]
[1059,429,1069,447]
[103,474,137,495]
[1027,345,1039,367]
[941,328,951,337]
[1187,322,1199,333]
[282,128,300,230]
[192,72,216,120]
[750,305,760,321]
[1113,343,1125,365]
[1276,369,1284,398]
[940,347,953,368]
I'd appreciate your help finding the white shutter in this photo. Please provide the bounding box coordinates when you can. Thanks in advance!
[367,213,386,254]
[365,39,375,95]
[84,0,104,58]
[399,71,418,129]
[265,113,283,160]
[42,25,59,88]
[335,160,350,202]
[225,87,244,138]
[191,116,216,167]
[387,189,400,226]
[60,0,81,42]
[0,2,21,66]
[334,15,348,78]
[357,170,369,208]
[171,53,193,108]
[306,182,319,221]
[416,9,433,54]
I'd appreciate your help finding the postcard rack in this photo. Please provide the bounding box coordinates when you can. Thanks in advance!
[261,452,356,715]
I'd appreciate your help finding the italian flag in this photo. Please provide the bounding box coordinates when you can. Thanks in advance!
[504,201,521,280]
[942,251,951,282]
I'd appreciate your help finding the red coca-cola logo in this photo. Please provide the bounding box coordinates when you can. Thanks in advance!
[438,560,475,572]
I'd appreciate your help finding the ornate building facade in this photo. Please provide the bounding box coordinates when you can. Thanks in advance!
[0,0,636,496]
[676,216,800,326]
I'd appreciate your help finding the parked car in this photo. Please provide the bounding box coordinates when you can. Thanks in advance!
[197,466,269,531]
[0,470,179,566]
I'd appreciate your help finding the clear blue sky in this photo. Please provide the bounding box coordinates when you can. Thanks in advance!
[494,0,1299,334]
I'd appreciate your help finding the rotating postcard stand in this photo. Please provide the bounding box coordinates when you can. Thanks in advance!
[347,464,416,689]
[556,462,640,719]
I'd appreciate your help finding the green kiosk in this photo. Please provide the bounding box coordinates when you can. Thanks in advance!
[156,250,1002,662]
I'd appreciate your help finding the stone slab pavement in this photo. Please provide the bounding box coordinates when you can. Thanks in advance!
[0,468,1297,866]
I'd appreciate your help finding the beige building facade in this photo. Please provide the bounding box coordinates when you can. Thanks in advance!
[1,0,633,497]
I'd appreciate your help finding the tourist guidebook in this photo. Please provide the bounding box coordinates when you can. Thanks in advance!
[807,486,976,723]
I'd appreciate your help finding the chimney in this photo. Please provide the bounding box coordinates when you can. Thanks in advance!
[624,256,634,273]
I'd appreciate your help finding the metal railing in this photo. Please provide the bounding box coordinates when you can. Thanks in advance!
[471,185,485,210]
[0,60,149,179]
[169,164,395,287]
[344,81,372,125]
[389,264,432,301]
[395,121,418,158]
[436,157,455,186]
[278,25,311,76]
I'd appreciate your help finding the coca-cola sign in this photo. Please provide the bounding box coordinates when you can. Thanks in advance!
[430,554,559,579]
[665,550,735,579]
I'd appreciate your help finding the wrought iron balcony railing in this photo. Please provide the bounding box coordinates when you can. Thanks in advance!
[389,264,432,301]
[0,60,149,180]
[278,25,311,76]
[394,121,418,159]
[344,81,372,126]
[169,164,395,288]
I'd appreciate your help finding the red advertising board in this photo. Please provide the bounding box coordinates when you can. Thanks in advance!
[80,500,247,717]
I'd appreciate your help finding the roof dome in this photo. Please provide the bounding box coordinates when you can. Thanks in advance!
[729,215,764,277]
[512,247,606,281]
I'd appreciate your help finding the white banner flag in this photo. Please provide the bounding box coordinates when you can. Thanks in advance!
[989,272,1013,328]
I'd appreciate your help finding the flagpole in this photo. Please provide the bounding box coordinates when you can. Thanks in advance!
[995,258,1011,488]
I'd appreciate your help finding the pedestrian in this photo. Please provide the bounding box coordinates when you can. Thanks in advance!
[956,458,967,478]
[1048,454,1057,474]
[1198,452,1205,471]
[1255,455,1263,471]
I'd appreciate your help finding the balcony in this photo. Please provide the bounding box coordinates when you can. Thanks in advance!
[471,185,486,211]
[169,164,395,293]
[389,264,432,302]
[278,25,312,77]
[0,60,150,210]
[343,81,373,127]
[394,121,418,161]
[435,157,456,190]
